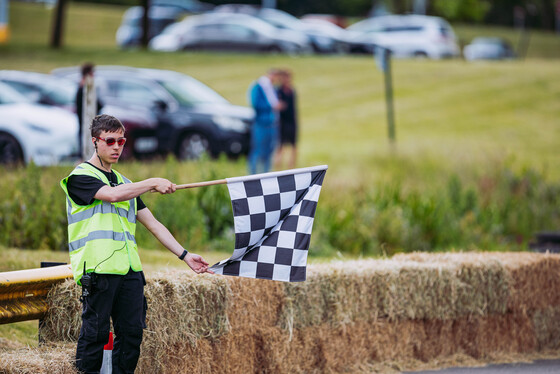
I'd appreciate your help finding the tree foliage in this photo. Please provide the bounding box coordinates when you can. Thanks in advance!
[432,0,491,23]
[73,0,559,30]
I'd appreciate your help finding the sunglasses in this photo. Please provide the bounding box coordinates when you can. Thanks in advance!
[97,136,127,147]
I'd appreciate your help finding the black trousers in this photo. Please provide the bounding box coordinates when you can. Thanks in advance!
[76,269,147,374]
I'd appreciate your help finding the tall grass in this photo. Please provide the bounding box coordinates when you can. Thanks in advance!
[1,157,558,257]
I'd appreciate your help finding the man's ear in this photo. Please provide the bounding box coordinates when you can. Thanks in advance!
[92,138,97,148]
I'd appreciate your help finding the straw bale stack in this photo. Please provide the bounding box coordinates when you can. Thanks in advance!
[1,252,560,373]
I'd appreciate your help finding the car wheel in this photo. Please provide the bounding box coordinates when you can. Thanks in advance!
[267,45,282,54]
[177,132,211,160]
[0,133,24,165]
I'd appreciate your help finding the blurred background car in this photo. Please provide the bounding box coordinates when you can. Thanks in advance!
[52,65,254,160]
[150,0,214,13]
[300,18,373,54]
[0,70,159,160]
[463,37,517,61]
[150,12,311,54]
[116,5,184,48]
[347,15,460,59]
[116,1,214,48]
[300,13,347,28]
[0,81,78,166]
[0,70,76,112]
[213,5,343,54]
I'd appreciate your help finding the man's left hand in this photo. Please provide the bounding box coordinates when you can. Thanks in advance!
[185,253,214,274]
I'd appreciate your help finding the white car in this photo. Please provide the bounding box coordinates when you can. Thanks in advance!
[347,15,460,59]
[463,37,517,61]
[0,82,78,166]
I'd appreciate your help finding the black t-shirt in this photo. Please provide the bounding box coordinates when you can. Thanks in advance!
[67,162,146,210]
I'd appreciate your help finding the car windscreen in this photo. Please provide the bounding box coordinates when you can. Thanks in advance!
[0,82,30,104]
[159,75,229,106]
[45,83,76,106]
[259,9,303,31]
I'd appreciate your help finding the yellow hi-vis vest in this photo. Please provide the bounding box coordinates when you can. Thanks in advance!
[60,163,142,285]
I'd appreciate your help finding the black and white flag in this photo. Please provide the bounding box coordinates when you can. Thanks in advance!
[210,165,327,282]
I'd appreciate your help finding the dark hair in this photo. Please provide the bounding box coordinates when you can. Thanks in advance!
[81,62,94,77]
[90,114,125,138]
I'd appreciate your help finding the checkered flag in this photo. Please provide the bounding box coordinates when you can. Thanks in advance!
[210,165,327,282]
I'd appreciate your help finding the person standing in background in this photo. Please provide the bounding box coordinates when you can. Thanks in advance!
[274,69,298,170]
[76,62,102,160]
[247,69,282,174]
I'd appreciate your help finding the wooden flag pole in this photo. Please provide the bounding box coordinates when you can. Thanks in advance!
[176,165,329,190]
[176,179,227,190]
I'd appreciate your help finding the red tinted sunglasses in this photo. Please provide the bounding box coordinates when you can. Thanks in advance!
[97,136,127,146]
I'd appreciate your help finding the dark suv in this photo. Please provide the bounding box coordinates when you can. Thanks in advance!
[52,66,254,160]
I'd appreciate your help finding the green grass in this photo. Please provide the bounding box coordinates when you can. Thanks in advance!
[1,2,560,346]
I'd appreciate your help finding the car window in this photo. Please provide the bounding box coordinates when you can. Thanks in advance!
[222,24,255,39]
[1,81,37,97]
[105,79,167,106]
[158,75,228,106]
[43,84,75,106]
[439,26,450,37]
[384,25,423,32]
[194,24,222,38]
[260,9,300,29]
[0,82,30,104]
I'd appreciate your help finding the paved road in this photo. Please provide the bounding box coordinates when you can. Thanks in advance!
[403,359,560,374]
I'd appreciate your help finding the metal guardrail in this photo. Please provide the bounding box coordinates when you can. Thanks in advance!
[0,264,73,324]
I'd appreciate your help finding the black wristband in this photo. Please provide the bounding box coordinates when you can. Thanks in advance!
[178,249,188,260]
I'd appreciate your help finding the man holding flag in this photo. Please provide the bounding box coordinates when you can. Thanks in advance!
[61,114,212,374]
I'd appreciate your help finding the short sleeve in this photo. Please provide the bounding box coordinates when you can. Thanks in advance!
[67,174,107,206]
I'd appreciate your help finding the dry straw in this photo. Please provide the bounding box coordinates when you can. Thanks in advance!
[2,252,560,373]
[0,343,75,374]
[279,255,510,331]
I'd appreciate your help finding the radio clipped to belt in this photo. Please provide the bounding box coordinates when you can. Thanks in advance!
[80,262,96,302]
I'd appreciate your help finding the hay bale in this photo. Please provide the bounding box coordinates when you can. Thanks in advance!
[395,252,560,313]
[41,279,81,343]
[226,277,285,332]
[449,312,537,359]
[533,306,560,349]
[28,252,560,373]
[502,254,560,312]
[280,256,510,329]
[0,343,75,374]
[138,271,229,373]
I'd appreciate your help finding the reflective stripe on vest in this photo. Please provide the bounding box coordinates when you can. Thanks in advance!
[68,230,137,252]
[66,197,136,230]
[60,163,142,284]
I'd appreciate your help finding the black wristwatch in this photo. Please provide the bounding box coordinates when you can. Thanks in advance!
[178,249,188,260]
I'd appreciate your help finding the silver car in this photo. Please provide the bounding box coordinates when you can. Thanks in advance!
[150,13,311,54]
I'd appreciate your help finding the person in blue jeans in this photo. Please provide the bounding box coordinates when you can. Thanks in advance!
[247,69,282,174]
